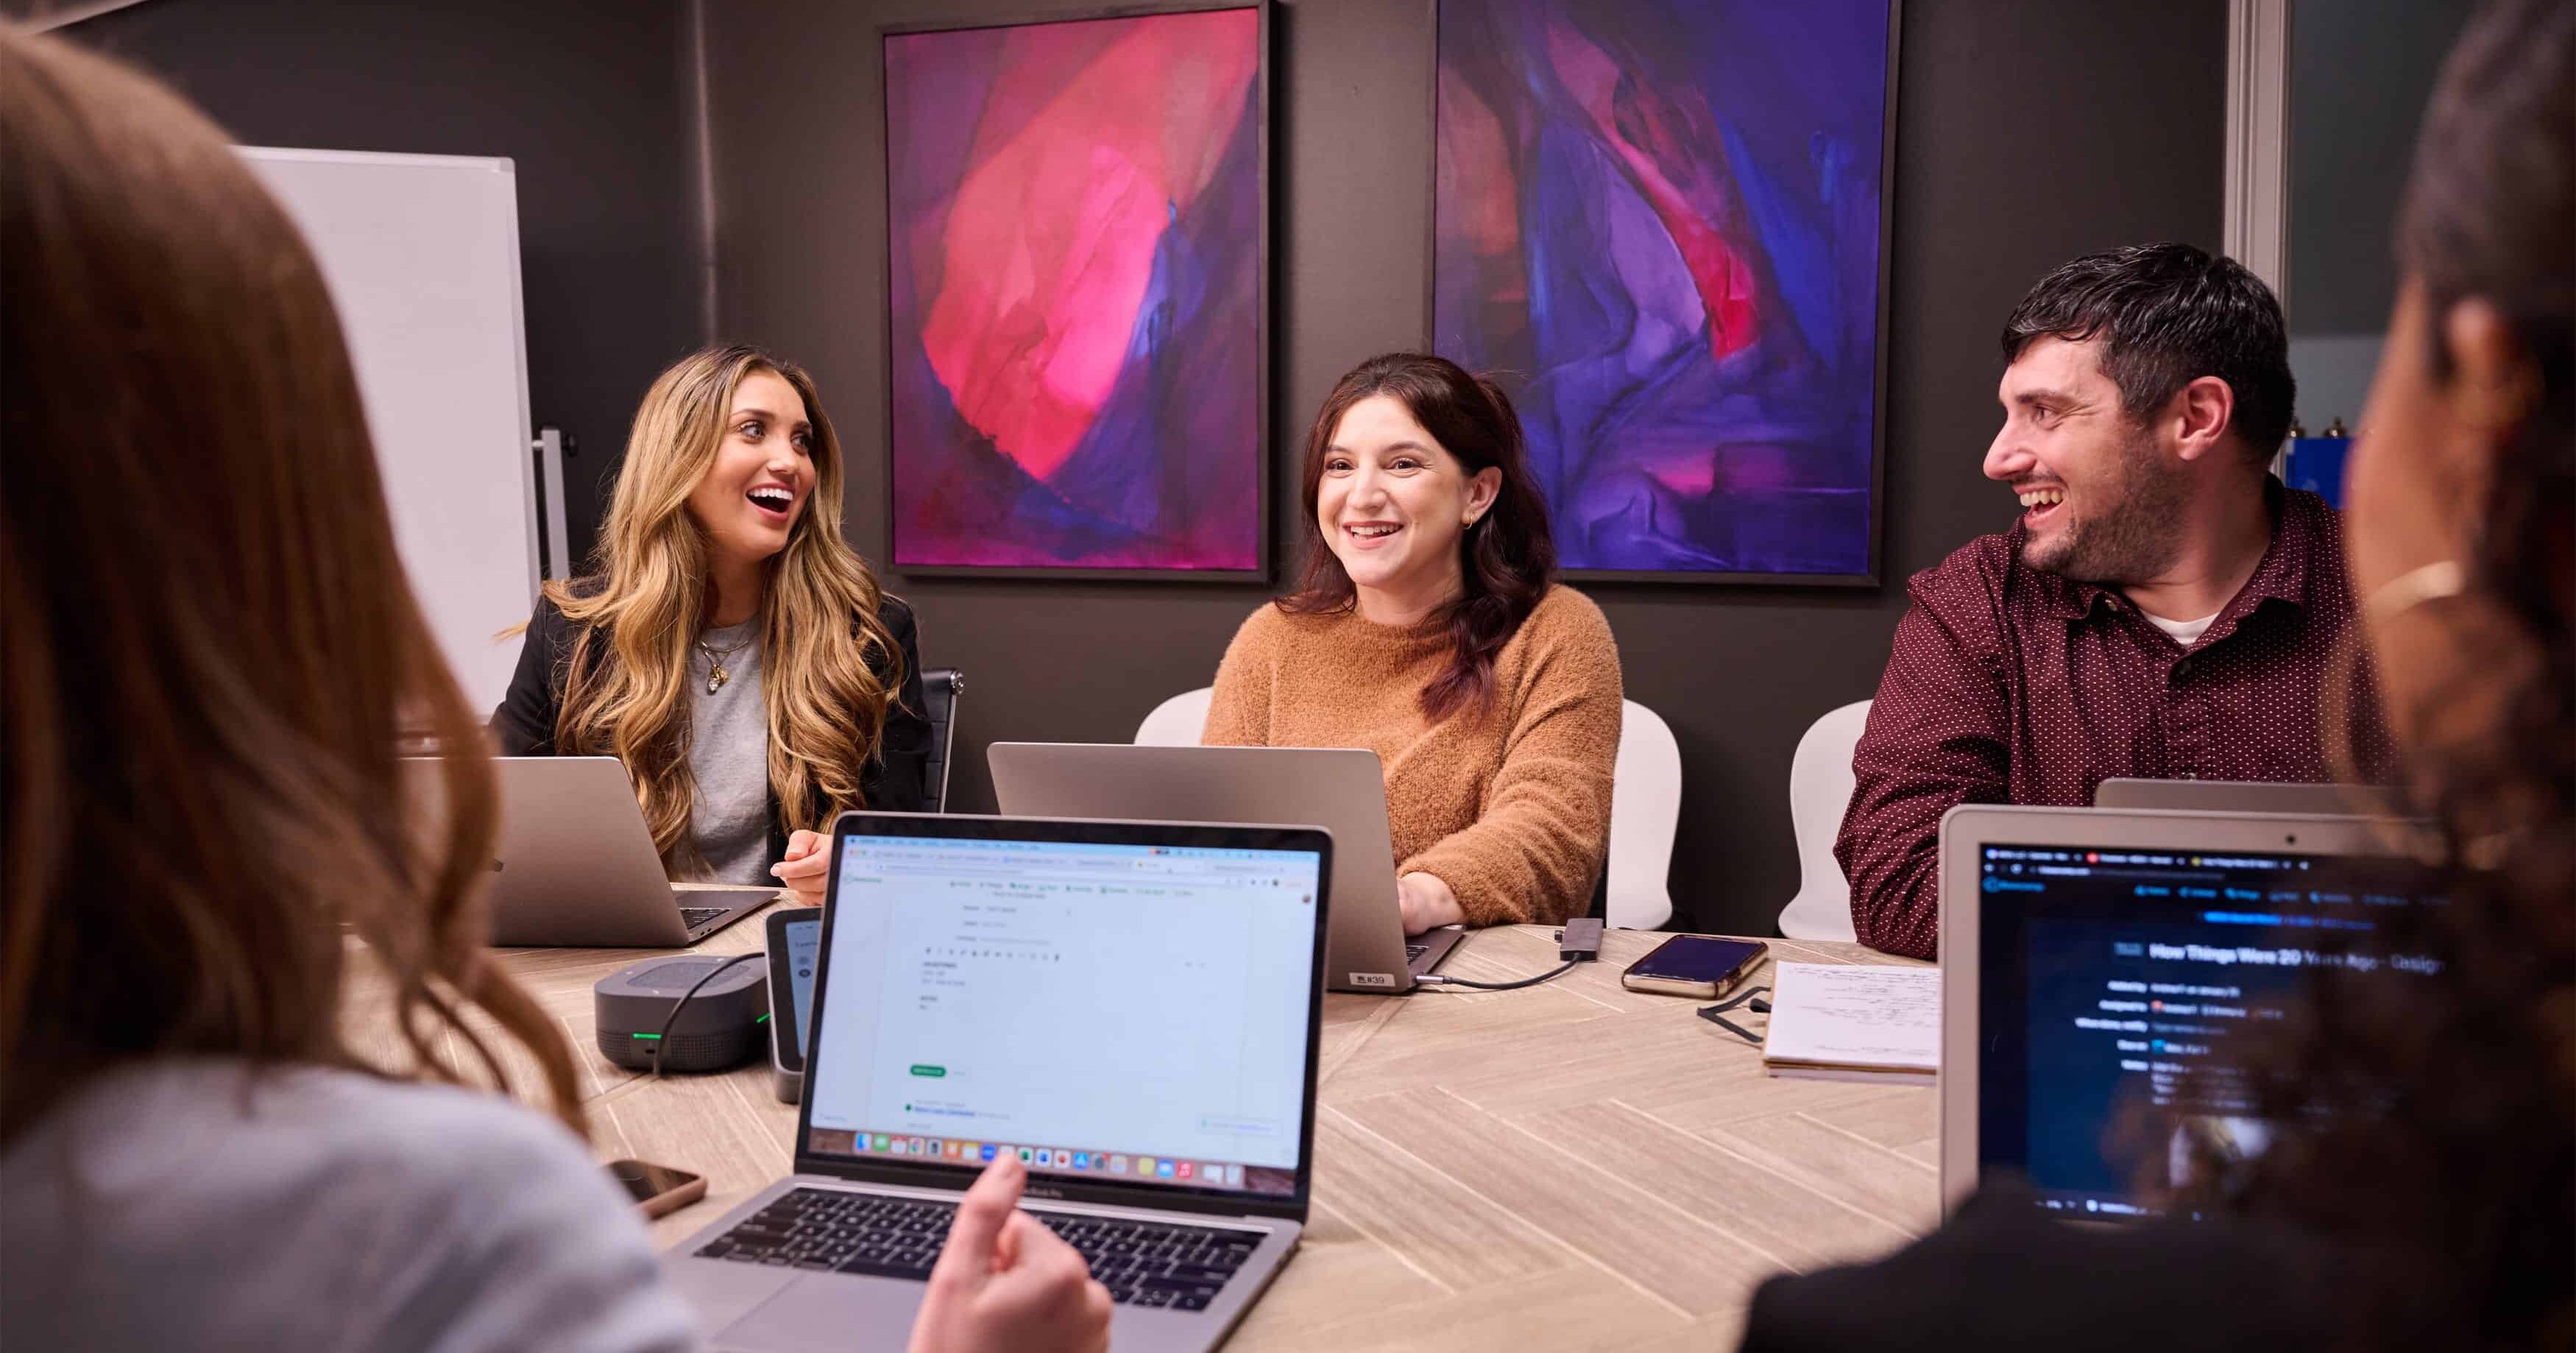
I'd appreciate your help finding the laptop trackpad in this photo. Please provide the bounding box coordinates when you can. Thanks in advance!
[714,1273,927,1352]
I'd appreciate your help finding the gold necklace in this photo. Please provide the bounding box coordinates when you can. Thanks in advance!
[696,631,752,694]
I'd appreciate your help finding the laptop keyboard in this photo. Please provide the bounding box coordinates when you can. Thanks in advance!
[696,1188,1263,1310]
[678,905,729,929]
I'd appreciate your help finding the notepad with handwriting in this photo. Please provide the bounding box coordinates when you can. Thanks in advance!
[1761,962,1940,1084]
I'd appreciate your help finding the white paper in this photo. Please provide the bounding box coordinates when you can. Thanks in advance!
[1761,962,1941,1073]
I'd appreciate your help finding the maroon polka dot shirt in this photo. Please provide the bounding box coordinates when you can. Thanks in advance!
[1834,485,2399,960]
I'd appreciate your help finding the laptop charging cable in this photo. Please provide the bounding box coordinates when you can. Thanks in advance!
[1414,918,1603,992]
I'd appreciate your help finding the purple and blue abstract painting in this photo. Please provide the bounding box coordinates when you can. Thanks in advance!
[1434,0,1892,579]
[886,8,1264,573]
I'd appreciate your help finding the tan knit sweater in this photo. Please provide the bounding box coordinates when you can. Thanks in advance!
[1203,585,1623,926]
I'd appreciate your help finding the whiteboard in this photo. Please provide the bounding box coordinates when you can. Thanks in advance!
[238,146,540,713]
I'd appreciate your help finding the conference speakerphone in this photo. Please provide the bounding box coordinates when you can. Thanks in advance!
[596,953,769,1073]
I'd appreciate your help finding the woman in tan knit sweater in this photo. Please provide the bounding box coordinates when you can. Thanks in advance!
[1205,353,1623,930]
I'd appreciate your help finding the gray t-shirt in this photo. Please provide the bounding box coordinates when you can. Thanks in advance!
[0,1059,700,1352]
[687,619,771,886]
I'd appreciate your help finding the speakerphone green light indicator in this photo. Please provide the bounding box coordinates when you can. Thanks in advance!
[630,1032,662,1040]
[755,1012,771,1023]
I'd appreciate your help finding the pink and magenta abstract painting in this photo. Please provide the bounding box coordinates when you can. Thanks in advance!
[885,7,1265,576]
[1435,0,1893,580]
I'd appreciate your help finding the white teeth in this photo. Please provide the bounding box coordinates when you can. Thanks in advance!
[1348,525,1398,538]
[749,487,791,510]
[2017,488,2065,508]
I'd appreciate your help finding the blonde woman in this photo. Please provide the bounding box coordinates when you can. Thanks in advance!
[492,347,930,904]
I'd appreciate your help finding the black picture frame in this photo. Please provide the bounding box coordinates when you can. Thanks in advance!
[1425,0,1902,587]
[880,0,1273,583]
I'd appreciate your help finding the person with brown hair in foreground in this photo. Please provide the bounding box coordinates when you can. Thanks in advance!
[0,25,1105,1353]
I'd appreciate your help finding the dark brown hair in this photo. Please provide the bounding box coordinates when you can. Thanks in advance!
[2174,1,2572,1343]
[0,29,580,1140]
[1280,353,1556,721]
[2003,242,2296,460]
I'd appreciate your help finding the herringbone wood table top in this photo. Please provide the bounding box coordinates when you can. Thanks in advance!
[481,911,1936,1352]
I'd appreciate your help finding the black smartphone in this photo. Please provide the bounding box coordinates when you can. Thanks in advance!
[606,1158,707,1220]
[1621,935,1768,999]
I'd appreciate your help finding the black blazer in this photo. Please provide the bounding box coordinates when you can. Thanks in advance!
[489,590,933,872]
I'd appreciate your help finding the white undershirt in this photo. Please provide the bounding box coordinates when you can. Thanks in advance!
[2142,609,2221,647]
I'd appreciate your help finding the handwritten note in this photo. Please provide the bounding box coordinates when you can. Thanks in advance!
[1761,962,1940,1078]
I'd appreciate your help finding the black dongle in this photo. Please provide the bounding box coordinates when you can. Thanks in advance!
[1559,917,1604,961]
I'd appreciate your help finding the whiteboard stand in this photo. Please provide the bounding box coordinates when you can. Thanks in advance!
[532,427,573,580]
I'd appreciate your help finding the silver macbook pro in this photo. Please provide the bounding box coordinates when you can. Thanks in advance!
[411,755,775,947]
[1937,805,2432,1220]
[986,742,1463,994]
[667,812,1330,1352]
[2092,777,2407,818]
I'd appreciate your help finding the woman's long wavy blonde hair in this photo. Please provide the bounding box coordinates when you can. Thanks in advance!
[1,27,578,1139]
[548,347,902,871]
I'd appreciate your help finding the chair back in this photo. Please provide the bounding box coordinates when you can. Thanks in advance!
[1134,687,1214,746]
[1604,699,1681,929]
[1777,699,1871,941]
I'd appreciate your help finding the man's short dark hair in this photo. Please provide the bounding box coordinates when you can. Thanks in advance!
[2001,244,2295,459]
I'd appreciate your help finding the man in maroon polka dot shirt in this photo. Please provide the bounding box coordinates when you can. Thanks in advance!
[1836,244,2399,961]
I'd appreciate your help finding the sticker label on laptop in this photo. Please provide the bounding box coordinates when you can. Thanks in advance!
[1347,972,1396,988]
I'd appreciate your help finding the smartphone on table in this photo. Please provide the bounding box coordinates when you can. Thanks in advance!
[1621,935,1768,999]
[607,1158,706,1219]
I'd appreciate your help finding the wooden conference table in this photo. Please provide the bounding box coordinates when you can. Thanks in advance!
[496,913,1937,1352]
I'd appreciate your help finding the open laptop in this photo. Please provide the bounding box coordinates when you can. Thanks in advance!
[409,755,774,947]
[1937,805,2435,1219]
[986,743,1463,993]
[668,811,1331,1352]
[2092,777,2407,818]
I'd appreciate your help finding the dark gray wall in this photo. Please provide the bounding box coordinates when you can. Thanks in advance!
[66,0,709,568]
[705,0,2227,936]
[2288,0,2475,335]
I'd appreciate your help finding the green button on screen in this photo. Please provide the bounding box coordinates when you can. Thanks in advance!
[909,1064,946,1078]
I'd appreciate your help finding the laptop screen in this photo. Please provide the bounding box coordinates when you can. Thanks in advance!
[802,830,1324,1200]
[1976,838,2439,1217]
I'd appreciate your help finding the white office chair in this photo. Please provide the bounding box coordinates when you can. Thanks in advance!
[1604,699,1680,930]
[1777,699,1872,942]
[1134,687,1214,746]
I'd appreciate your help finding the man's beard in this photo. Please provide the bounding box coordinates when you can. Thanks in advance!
[2020,426,2190,584]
